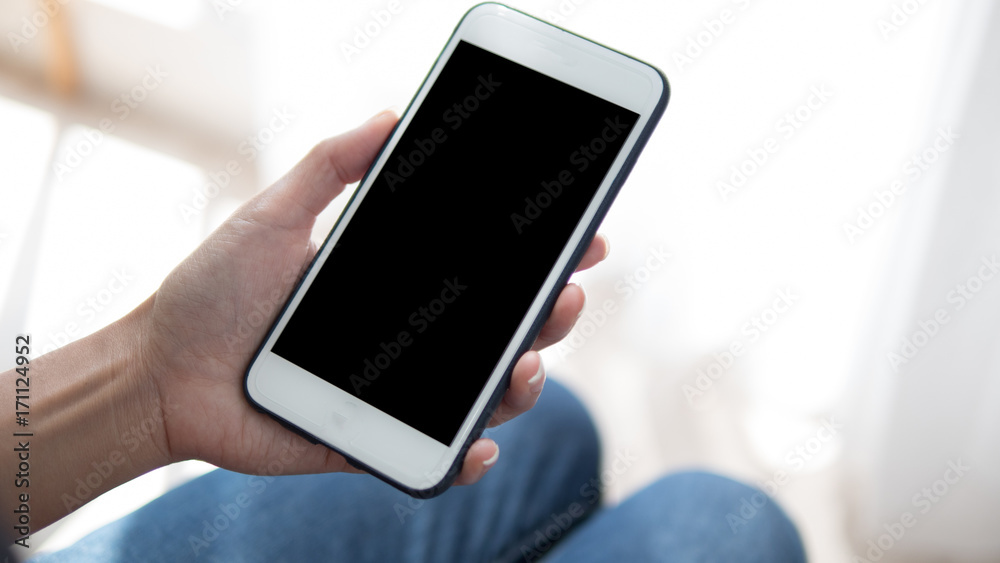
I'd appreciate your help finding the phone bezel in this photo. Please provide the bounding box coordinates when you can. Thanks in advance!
[244,2,669,497]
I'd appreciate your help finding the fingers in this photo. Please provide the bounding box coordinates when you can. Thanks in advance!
[528,234,609,351]
[489,350,544,427]
[531,282,586,351]
[456,357,546,484]
[256,110,399,229]
[575,233,610,272]
[454,438,500,486]
[459,353,546,485]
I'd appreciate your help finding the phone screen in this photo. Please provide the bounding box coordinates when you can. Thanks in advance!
[272,40,638,445]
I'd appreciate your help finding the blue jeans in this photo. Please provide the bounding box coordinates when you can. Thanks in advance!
[32,380,806,562]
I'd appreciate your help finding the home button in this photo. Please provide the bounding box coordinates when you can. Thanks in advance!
[328,401,360,440]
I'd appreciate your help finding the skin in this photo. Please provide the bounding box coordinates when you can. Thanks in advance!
[1,110,610,531]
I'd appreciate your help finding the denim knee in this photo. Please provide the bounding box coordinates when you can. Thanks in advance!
[637,470,808,562]
[491,378,600,480]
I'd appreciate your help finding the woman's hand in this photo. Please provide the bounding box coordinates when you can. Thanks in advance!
[144,110,609,485]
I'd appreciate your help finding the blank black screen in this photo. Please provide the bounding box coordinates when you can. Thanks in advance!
[272,41,638,445]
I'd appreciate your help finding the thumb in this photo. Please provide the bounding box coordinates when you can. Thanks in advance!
[252,110,399,230]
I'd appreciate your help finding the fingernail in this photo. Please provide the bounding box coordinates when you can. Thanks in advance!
[528,357,545,393]
[600,234,611,259]
[380,105,402,120]
[368,108,398,123]
[575,283,587,319]
[483,444,500,468]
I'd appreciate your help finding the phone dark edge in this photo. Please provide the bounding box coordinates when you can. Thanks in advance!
[242,1,670,499]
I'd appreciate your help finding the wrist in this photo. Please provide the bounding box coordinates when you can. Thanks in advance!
[24,295,172,527]
[106,294,176,472]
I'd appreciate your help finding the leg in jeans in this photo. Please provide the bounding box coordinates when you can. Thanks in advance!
[29,379,601,563]
[542,471,808,563]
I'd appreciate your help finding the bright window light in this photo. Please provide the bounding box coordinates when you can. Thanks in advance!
[86,0,204,30]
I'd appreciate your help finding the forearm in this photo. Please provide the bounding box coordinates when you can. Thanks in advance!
[1,296,170,531]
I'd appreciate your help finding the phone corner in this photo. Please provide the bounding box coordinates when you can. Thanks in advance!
[241,356,269,416]
[654,67,671,112]
[408,477,458,500]
[241,374,266,415]
[460,2,508,24]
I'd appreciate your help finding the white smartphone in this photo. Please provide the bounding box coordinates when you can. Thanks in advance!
[244,2,668,497]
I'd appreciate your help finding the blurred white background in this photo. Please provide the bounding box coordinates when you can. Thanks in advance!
[1,0,998,561]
